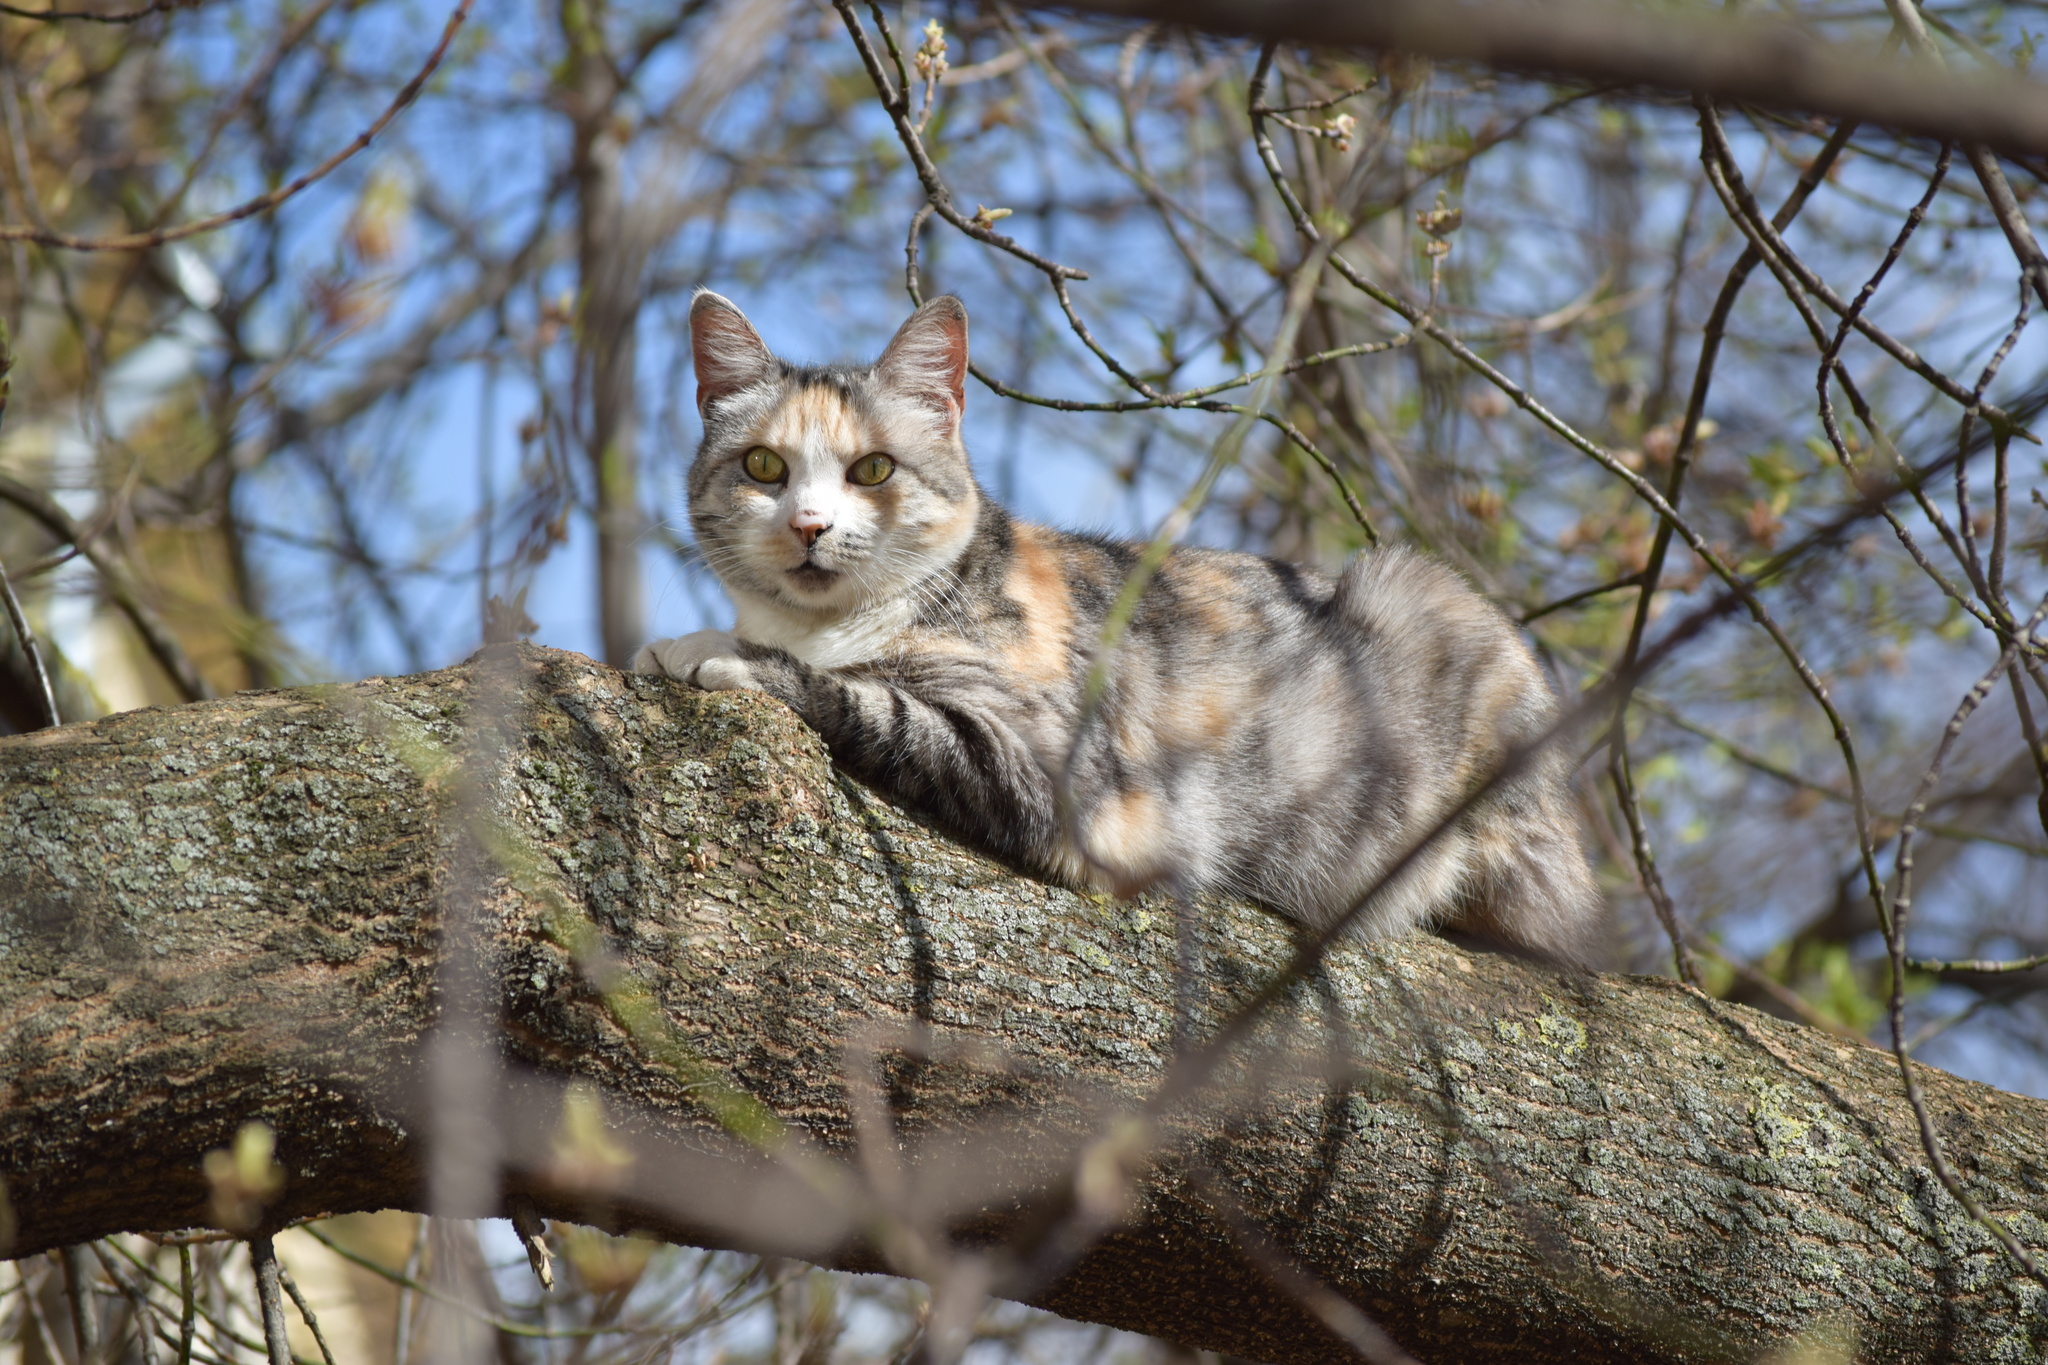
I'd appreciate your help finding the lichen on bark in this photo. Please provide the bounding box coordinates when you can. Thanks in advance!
[4,644,2048,1365]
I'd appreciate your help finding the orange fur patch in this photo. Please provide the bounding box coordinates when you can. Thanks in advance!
[1165,558,1251,635]
[1001,524,1076,684]
[758,386,870,454]
[1160,675,1239,748]
[1087,787,1168,894]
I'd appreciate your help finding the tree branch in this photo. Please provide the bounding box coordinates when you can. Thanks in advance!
[4,646,2048,1364]
[1059,0,2048,157]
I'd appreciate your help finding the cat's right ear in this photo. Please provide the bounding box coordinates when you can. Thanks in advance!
[691,291,776,414]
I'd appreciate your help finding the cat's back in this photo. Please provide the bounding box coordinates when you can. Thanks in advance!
[975,520,1538,741]
[1012,524,1341,644]
[1009,529,1550,775]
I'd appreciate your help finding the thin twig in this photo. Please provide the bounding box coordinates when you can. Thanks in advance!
[176,1246,194,1365]
[1908,950,2048,974]
[0,559,57,728]
[61,1246,102,1365]
[1885,593,2048,1293]
[249,1239,293,1365]
[87,1243,159,1365]
[1519,570,1644,625]
[1609,743,1703,987]
[275,1268,336,1365]
[0,475,209,701]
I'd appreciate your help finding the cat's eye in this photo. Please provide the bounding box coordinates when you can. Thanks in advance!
[848,453,896,487]
[743,447,787,483]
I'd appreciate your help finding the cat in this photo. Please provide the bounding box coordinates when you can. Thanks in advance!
[634,290,1603,965]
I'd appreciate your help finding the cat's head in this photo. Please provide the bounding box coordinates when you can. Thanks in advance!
[685,291,981,620]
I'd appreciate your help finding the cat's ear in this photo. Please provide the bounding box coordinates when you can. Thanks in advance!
[877,295,968,432]
[691,291,776,413]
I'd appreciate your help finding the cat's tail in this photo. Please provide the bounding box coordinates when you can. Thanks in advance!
[1451,791,1605,967]
[1333,546,1606,966]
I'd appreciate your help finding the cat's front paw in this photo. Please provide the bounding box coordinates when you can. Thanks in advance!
[633,630,740,684]
[691,655,761,693]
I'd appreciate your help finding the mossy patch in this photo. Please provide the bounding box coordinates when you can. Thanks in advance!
[1750,1081,1845,1166]
[1536,1000,1587,1056]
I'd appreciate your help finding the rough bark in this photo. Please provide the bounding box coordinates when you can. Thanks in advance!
[4,645,2048,1364]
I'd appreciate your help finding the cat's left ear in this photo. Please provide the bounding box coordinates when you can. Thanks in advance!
[878,296,968,433]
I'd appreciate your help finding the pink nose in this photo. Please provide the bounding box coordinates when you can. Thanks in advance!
[790,512,830,548]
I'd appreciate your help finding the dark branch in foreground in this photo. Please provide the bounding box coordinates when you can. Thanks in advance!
[4,646,2048,1365]
[1057,0,2048,157]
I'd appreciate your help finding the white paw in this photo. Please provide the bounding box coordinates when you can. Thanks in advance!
[633,630,739,684]
[692,655,761,693]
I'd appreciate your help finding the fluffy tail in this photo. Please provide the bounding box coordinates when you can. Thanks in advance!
[1451,793,1605,966]
[1334,546,1606,965]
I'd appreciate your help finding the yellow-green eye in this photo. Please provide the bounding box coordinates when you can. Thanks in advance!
[743,447,787,483]
[848,453,896,487]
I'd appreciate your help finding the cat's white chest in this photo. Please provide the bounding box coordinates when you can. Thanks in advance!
[731,592,913,669]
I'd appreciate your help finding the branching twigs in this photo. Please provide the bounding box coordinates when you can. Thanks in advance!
[1253,57,1896,962]
[86,1243,160,1365]
[1883,595,2048,1294]
[1689,117,2048,1200]
[1795,141,2040,645]
[1602,110,1855,979]
[835,0,1087,285]
[104,1238,316,1365]
[896,174,1382,540]
[139,0,351,235]
[1696,106,2025,431]
[1878,0,2048,315]
[0,0,473,251]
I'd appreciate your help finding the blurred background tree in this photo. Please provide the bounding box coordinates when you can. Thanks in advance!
[7,0,2048,1358]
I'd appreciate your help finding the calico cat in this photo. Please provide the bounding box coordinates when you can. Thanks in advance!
[635,291,1602,964]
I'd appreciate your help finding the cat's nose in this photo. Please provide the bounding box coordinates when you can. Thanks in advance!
[790,512,831,548]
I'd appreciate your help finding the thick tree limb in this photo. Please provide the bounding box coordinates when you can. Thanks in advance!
[4,646,2048,1363]
[1057,0,2048,158]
